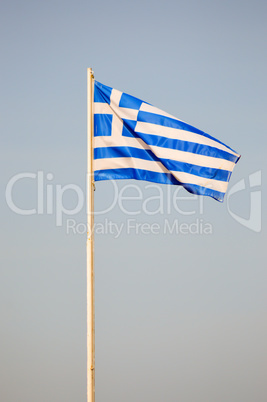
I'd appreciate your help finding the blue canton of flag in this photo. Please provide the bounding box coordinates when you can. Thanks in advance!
[93,81,240,202]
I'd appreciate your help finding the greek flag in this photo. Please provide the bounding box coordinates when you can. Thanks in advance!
[94,81,240,202]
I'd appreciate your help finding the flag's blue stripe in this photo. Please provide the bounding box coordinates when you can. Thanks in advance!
[94,168,225,202]
[121,127,238,163]
[94,146,156,161]
[94,146,231,182]
[137,111,238,154]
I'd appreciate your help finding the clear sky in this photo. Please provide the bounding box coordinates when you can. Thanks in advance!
[1,0,266,401]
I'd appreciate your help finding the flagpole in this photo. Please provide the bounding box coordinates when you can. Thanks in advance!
[87,67,95,402]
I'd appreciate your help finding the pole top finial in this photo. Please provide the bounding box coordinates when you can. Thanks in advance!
[88,67,94,78]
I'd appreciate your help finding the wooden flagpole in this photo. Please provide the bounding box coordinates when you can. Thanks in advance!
[87,67,95,402]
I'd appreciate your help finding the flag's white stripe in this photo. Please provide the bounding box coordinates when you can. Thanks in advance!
[94,136,235,171]
[94,158,229,193]
[94,156,169,174]
[140,102,186,122]
[150,144,235,171]
[94,102,139,120]
[115,107,139,120]
[94,135,150,150]
[135,121,239,157]
[171,170,228,193]
[94,103,112,114]
[94,102,183,130]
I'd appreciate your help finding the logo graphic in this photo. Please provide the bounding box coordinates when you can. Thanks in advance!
[5,170,262,233]
[227,171,261,232]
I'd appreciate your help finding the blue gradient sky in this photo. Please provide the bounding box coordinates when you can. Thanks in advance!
[1,0,266,401]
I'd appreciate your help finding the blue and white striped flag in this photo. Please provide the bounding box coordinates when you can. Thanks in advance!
[94,81,240,202]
